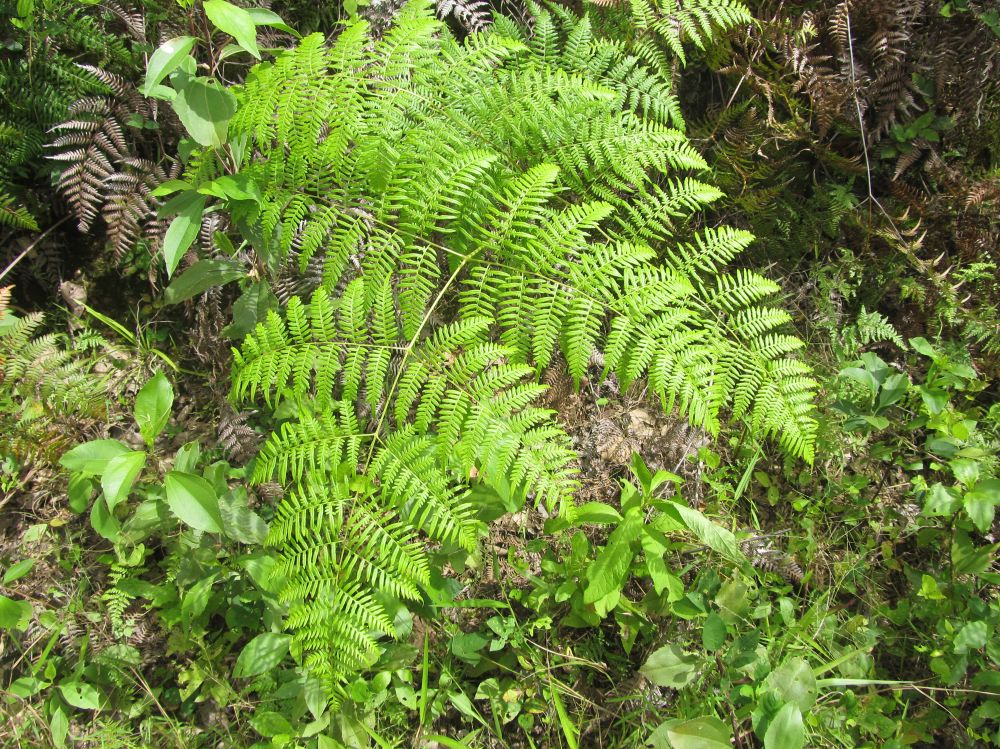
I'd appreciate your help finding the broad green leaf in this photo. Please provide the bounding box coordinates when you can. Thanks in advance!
[3,559,34,584]
[763,657,817,711]
[173,440,202,474]
[659,502,749,568]
[58,681,101,710]
[584,508,642,604]
[223,281,279,339]
[701,612,727,652]
[219,488,268,544]
[161,192,206,277]
[640,644,699,688]
[646,716,731,749]
[172,77,237,148]
[150,179,192,198]
[164,259,246,305]
[252,710,295,738]
[923,482,961,517]
[641,527,682,599]
[181,572,218,626]
[101,451,146,511]
[59,439,129,475]
[877,372,909,410]
[204,0,260,58]
[0,595,31,630]
[50,706,68,749]
[246,7,300,36]
[572,501,623,525]
[965,492,997,533]
[196,174,261,202]
[135,372,173,446]
[9,676,47,698]
[763,703,804,749]
[143,36,196,96]
[954,620,989,654]
[90,495,120,542]
[165,471,223,533]
[234,632,292,677]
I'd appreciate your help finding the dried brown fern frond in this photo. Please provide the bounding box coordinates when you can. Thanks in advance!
[436,0,492,32]
[49,97,130,232]
[217,407,260,463]
[100,0,146,40]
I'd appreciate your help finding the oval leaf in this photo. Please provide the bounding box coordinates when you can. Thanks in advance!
[58,681,101,710]
[135,372,173,446]
[164,259,246,305]
[143,36,197,96]
[204,0,260,59]
[165,471,223,533]
[640,644,700,688]
[763,703,804,749]
[173,77,237,149]
[234,632,292,678]
[161,193,206,277]
[101,451,147,512]
[59,439,129,475]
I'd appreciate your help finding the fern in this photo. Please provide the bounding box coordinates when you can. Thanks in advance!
[0,304,111,461]
[221,1,815,700]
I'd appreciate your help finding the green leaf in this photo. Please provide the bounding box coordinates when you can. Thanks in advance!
[659,502,748,568]
[246,7,299,36]
[150,179,192,198]
[584,508,642,604]
[252,710,295,737]
[143,36,197,96]
[573,501,623,525]
[223,281,279,339]
[181,573,218,626]
[196,174,261,202]
[204,0,260,58]
[923,482,961,517]
[954,620,989,654]
[3,559,34,584]
[50,706,68,749]
[219,488,268,544]
[640,644,699,688]
[90,495,121,542]
[58,681,101,710]
[161,192,206,277]
[135,372,173,446]
[450,632,489,665]
[164,259,246,305]
[0,595,31,630]
[763,657,817,711]
[647,716,731,749]
[763,703,804,749]
[101,451,146,511]
[59,439,129,475]
[62,681,104,713]
[964,492,997,533]
[235,632,292,678]
[877,372,909,410]
[164,471,223,533]
[172,77,237,148]
[701,612,727,652]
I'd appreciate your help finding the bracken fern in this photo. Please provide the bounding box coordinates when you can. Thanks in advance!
[222,0,815,700]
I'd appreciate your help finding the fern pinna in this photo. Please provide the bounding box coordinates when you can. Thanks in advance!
[223,1,815,700]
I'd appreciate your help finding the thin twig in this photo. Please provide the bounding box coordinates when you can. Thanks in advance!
[0,215,71,285]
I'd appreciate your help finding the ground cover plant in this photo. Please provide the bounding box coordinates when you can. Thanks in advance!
[1,0,999,748]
